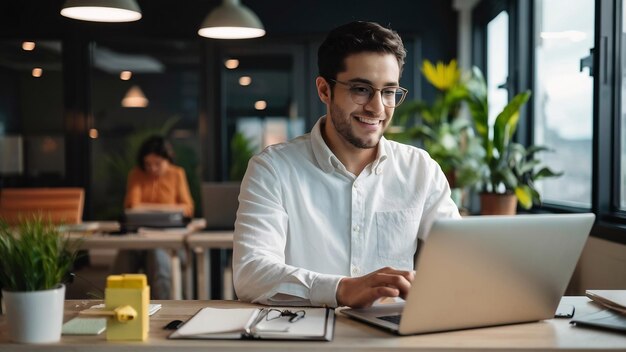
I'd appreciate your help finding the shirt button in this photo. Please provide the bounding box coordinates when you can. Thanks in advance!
[353,225,360,233]
[353,182,358,189]
[351,265,360,276]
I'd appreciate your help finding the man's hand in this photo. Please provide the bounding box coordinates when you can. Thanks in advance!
[336,267,414,308]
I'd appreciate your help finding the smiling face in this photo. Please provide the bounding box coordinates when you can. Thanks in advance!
[318,52,400,152]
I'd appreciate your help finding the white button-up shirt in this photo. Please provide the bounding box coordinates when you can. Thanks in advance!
[233,116,460,307]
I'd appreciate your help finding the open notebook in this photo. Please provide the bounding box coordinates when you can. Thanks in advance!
[168,307,334,341]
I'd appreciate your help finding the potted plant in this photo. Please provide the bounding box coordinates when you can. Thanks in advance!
[387,59,483,208]
[0,217,79,343]
[464,67,562,214]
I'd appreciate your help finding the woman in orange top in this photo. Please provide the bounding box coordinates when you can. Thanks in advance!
[114,135,193,299]
[124,136,194,217]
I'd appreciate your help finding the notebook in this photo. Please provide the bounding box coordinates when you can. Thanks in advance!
[342,213,595,335]
[585,290,626,314]
[65,304,162,335]
[168,307,334,341]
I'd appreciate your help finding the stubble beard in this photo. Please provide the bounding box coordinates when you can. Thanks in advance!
[329,101,383,149]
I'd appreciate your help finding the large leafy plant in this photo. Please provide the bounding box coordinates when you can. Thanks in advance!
[387,60,483,188]
[0,217,79,291]
[464,67,562,209]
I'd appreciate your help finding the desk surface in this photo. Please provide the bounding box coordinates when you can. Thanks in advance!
[186,231,234,249]
[69,232,188,250]
[0,297,624,351]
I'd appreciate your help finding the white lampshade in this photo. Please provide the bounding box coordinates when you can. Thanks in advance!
[198,0,265,39]
[122,85,148,108]
[61,0,142,23]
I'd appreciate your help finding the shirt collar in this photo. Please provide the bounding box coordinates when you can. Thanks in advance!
[311,115,388,175]
[371,137,388,175]
[311,116,338,173]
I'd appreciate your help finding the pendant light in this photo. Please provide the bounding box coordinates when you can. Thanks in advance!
[198,0,265,39]
[61,0,142,23]
[122,85,148,108]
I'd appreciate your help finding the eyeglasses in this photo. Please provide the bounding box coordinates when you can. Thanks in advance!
[265,309,306,323]
[329,79,408,108]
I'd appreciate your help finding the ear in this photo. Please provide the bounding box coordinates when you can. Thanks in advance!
[316,76,331,105]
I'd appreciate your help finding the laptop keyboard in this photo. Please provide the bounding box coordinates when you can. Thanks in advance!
[378,314,402,324]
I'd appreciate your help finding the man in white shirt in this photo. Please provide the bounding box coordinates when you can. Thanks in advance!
[233,21,460,309]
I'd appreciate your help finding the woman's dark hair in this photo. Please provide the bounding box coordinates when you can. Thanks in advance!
[136,135,174,170]
[317,21,406,84]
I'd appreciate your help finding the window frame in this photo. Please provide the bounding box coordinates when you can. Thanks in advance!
[475,0,626,245]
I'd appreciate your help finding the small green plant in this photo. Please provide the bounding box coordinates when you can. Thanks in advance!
[0,217,80,292]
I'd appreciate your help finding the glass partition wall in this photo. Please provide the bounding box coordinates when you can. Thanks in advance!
[218,44,308,182]
[89,40,202,219]
[0,40,65,188]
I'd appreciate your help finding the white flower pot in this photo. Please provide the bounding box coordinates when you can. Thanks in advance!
[2,284,66,343]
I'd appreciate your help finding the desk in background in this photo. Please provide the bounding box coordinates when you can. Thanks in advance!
[69,219,207,300]
[70,231,188,300]
[0,297,624,351]
[186,231,234,300]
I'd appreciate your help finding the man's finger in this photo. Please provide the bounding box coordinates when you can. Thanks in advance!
[373,272,412,288]
[376,267,415,282]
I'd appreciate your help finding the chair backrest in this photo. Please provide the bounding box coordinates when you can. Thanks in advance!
[0,188,85,225]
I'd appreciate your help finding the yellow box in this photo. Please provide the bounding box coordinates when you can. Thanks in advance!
[104,274,150,341]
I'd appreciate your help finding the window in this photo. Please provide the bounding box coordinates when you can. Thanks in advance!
[487,11,509,125]
[533,0,594,208]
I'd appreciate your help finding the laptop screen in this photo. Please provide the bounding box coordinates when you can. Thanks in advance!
[201,182,241,230]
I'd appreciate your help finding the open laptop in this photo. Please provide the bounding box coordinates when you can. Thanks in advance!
[124,209,187,231]
[342,213,595,335]
[201,182,241,230]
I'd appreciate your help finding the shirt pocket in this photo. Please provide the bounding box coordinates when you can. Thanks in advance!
[375,209,420,263]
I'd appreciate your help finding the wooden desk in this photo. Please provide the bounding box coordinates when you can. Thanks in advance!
[185,231,234,300]
[0,297,624,351]
[70,232,187,300]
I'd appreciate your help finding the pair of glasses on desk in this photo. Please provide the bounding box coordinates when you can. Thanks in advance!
[265,309,306,323]
[244,308,306,335]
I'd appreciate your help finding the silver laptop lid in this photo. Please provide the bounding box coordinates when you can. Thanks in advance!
[398,213,594,335]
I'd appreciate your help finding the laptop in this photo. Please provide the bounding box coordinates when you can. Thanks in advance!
[124,209,187,230]
[201,182,241,230]
[342,213,595,335]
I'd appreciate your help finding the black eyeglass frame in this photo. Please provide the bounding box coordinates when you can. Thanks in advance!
[328,78,408,108]
[265,309,306,323]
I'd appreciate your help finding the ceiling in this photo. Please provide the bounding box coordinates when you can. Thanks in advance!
[0,1,458,40]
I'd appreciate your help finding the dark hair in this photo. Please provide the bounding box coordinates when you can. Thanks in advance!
[317,21,406,84]
[136,135,174,171]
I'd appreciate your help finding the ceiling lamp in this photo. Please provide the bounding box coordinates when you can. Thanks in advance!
[198,0,265,39]
[122,85,148,108]
[60,0,142,22]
